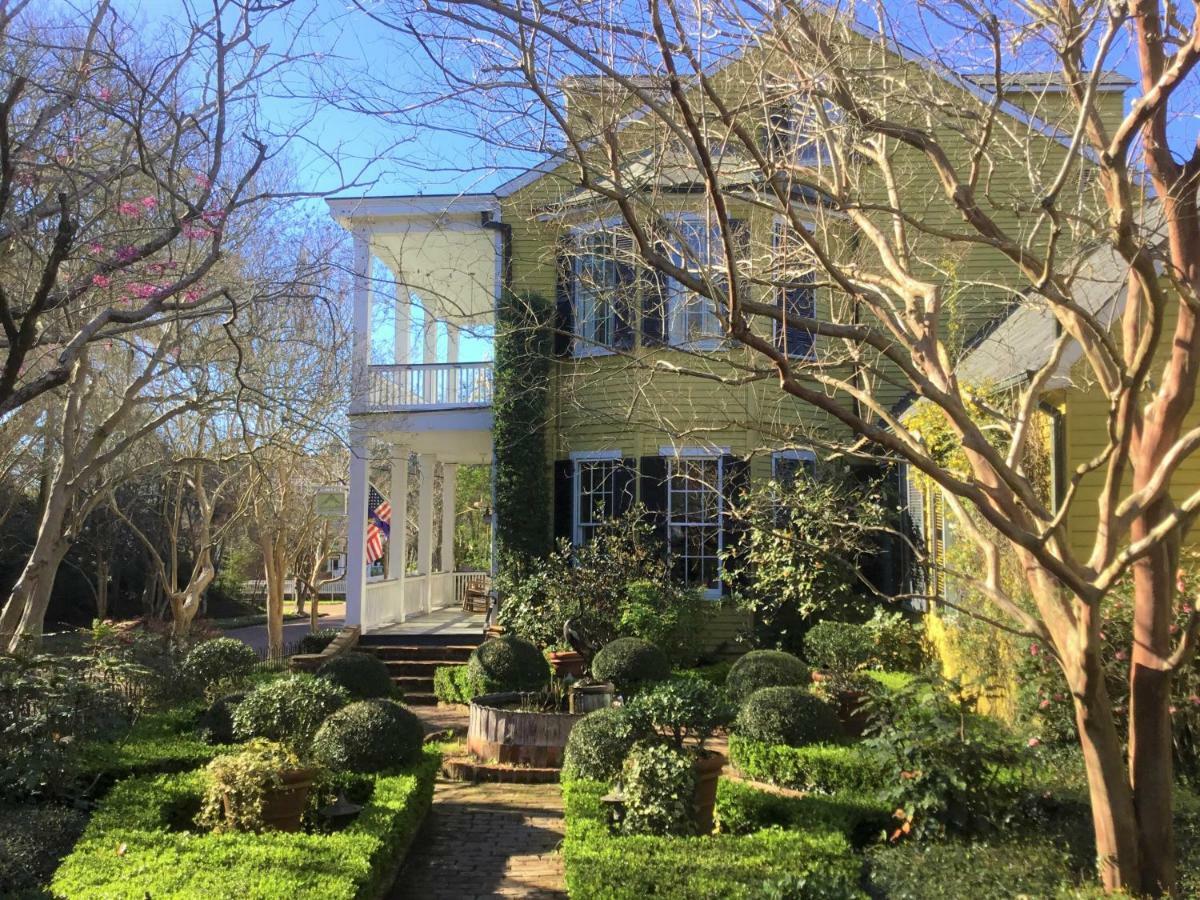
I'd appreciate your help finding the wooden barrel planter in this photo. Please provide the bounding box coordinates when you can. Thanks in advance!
[467,692,585,769]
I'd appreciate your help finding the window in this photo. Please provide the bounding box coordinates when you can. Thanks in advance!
[573,456,621,545]
[573,230,633,355]
[771,450,814,490]
[774,225,815,359]
[666,455,723,595]
[761,105,829,167]
[667,216,725,347]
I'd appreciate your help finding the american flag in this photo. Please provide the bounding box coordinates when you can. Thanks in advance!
[366,485,391,564]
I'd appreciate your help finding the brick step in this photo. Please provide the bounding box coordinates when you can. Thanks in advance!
[393,674,437,691]
[384,660,467,677]
[365,644,477,662]
[404,692,438,706]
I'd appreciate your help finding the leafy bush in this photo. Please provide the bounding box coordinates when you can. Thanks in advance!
[198,739,301,833]
[715,778,889,843]
[466,635,549,695]
[232,674,349,752]
[618,579,708,664]
[736,686,843,747]
[317,651,397,700]
[675,659,734,687]
[310,700,424,774]
[628,677,733,753]
[728,735,887,794]
[182,637,259,695]
[804,622,873,674]
[433,665,473,704]
[591,637,670,694]
[860,609,926,673]
[0,803,86,896]
[298,628,341,655]
[53,748,441,899]
[726,650,810,704]
[198,691,247,744]
[563,706,651,782]
[620,743,696,836]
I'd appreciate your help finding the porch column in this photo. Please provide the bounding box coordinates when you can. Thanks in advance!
[417,452,436,612]
[440,462,458,577]
[394,283,411,364]
[351,231,372,411]
[346,429,369,628]
[422,306,439,405]
[389,448,409,622]
[447,323,460,365]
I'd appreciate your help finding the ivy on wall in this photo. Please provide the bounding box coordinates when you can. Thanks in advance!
[492,291,553,580]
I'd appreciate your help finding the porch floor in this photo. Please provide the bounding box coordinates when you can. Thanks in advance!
[365,607,486,637]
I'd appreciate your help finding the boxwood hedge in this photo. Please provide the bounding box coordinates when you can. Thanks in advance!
[728,735,886,795]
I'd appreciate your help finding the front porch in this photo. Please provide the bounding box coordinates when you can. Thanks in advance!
[363,604,485,638]
[363,571,490,633]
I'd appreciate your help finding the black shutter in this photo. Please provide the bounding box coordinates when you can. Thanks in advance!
[721,454,751,594]
[641,242,669,346]
[614,458,637,517]
[553,459,574,544]
[639,455,669,549]
[554,239,575,357]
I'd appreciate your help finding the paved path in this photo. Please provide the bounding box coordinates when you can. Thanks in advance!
[389,779,567,899]
[221,608,344,654]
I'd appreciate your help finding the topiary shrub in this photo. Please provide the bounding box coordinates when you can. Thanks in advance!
[433,665,473,704]
[232,674,349,752]
[298,628,340,655]
[562,706,651,782]
[198,691,247,744]
[317,652,397,700]
[181,637,258,695]
[735,686,843,747]
[591,638,670,694]
[725,650,811,704]
[309,699,425,774]
[805,621,874,674]
[627,677,734,753]
[620,743,696,836]
[466,635,549,695]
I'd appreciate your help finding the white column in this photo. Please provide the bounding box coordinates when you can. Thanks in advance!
[351,232,372,411]
[394,283,411,365]
[346,429,369,629]
[389,448,409,622]
[440,463,458,577]
[417,453,436,612]
[447,324,460,365]
[422,307,439,405]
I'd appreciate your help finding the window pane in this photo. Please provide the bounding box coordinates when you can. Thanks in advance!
[575,460,620,546]
[667,457,722,591]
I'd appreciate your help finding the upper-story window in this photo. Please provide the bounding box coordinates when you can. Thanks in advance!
[773,224,816,359]
[572,229,634,356]
[666,215,727,349]
[761,105,829,167]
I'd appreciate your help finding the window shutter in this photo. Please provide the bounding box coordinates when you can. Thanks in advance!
[638,455,668,548]
[614,458,637,517]
[553,459,574,544]
[720,454,751,594]
[554,239,575,357]
[613,236,636,350]
[641,243,669,346]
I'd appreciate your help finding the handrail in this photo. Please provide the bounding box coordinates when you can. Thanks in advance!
[358,361,493,412]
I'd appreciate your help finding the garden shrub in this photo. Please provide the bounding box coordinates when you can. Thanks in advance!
[310,700,425,774]
[0,803,86,896]
[432,665,473,704]
[728,735,886,794]
[725,649,810,704]
[198,740,301,833]
[617,579,707,664]
[804,621,873,674]
[298,628,341,655]
[736,686,843,747]
[232,674,349,752]
[675,659,734,687]
[53,748,441,899]
[198,691,247,744]
[860,609,927,672]
[317,651,397,700]
[562,706,651,782]
[715,778,890,845]
[621,743,696,836]
[181,637,259,695]
[466,635,549,695]
[627,677,733,752]
[591,637,670,694]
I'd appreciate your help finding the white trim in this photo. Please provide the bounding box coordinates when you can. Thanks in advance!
[570,450,622,461]
[659,445,731,457]
[571,453,625,547]
[327,194,499,221]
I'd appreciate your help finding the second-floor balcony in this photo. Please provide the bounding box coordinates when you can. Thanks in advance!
[355,361,493,414]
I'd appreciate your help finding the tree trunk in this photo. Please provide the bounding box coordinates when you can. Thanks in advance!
[309,584,319,632]
[96,558,109,620]
[260,535,286,661]
[0,482,71,651]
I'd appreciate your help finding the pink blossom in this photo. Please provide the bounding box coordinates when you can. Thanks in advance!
[183,288,201,302]
[1053,693,1065,702]
[1170,705,1178,715]
[1190,695,1200,707]
[1178,572,1188,593]
[117,201,141,218]
[115,245,138,263]
[1115,650,1128,661]
[98,87,112,103]
[91,274,110,288]
[182,223,211,240]
[88,242,105,254]
[128,282,158,299]
[1029,643,1040,656]
[194,174,210,189]
[140,196,158,211]
[1039,699,1051,710]
[1172,624,1180,635]
[201,208,225,226]
[1027,738,1041,748]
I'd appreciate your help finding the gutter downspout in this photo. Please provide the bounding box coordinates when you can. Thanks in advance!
[481,212,512,627]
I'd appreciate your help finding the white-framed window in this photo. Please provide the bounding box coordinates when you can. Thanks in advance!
[572,451,622,546]
[572,229,633,356]
[773,223,816,359]
[666,215,725,349]
[665,452,724,597]
[771,449,815,489]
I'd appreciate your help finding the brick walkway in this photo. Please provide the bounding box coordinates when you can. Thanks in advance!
[388,779,567,899]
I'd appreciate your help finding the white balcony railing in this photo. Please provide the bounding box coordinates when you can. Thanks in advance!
[358,361,493,413]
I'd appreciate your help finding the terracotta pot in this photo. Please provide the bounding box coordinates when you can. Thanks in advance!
[691,751,726,835]
[224,767,318,833]
[549,650,587,679]
[810,670,830,683]
[569,682,614,714]
[834,689,870,738]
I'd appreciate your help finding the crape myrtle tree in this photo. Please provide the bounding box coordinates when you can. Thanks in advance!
[357,0,1200,892]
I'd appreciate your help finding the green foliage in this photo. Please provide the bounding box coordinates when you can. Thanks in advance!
[736,686,843,747]
[52,748,441,899]
[804,622,873,674]
[620,743,696,836]
[455,464,494,572]
[728,735,887,794]
[863,675,1020,839]
[561,778,866,899]
[198,692,247,744]
[591,637,670,694]
[724,471,890,653]
[617,579,708,665]
[466,635,549,695]
[182,638,259,697]
[628,677,733,753]
[297,628,340,655]
[675,659,734,687]
[309,700,424,774]
[726,650,811,704]
[0,803,86,897]
[715,778,890,843]
[562,706,652,782]
[197,739,302,833]
[860,609,927,673]
[232,674,349,753]
[432,665,473,704]
[494,291,553,576]
[317,651,397,701]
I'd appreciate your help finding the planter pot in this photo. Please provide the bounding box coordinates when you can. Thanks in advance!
[549,650,587,679]
[691,751,726,835]
[468,692,585,768]
[569,682,614,714]
[834,689,870,737]
[224,767,317,833]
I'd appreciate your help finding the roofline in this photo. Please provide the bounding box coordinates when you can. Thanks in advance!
[325,193,499,222]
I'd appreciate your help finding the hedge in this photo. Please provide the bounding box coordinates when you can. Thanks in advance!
[432,665,472,704]
[715,779,890,846]
[52,747,441,899]
[561,778,866,899]
[728,735,886,794]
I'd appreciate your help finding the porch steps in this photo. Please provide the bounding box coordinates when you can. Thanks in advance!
[359,634,484,706]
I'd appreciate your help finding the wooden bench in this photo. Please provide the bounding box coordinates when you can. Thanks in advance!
[289,625,361,673]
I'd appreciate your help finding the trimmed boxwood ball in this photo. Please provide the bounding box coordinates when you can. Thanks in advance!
[726,650,811,704]
[309,699,425,773]
[318,651,398,700]
[181,637,258,691]
[232,673,350,751]
[562,706,650,782]
[591,637,670,694]
[198,691,247,744]
[736,686,844,747]
[466,635,549,695]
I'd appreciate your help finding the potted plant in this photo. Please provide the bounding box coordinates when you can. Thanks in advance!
[805,621,875,735]
[547,643,587,679]
[198,739,320,833]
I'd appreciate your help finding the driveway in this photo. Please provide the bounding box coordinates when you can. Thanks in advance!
[222,603,345,655]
